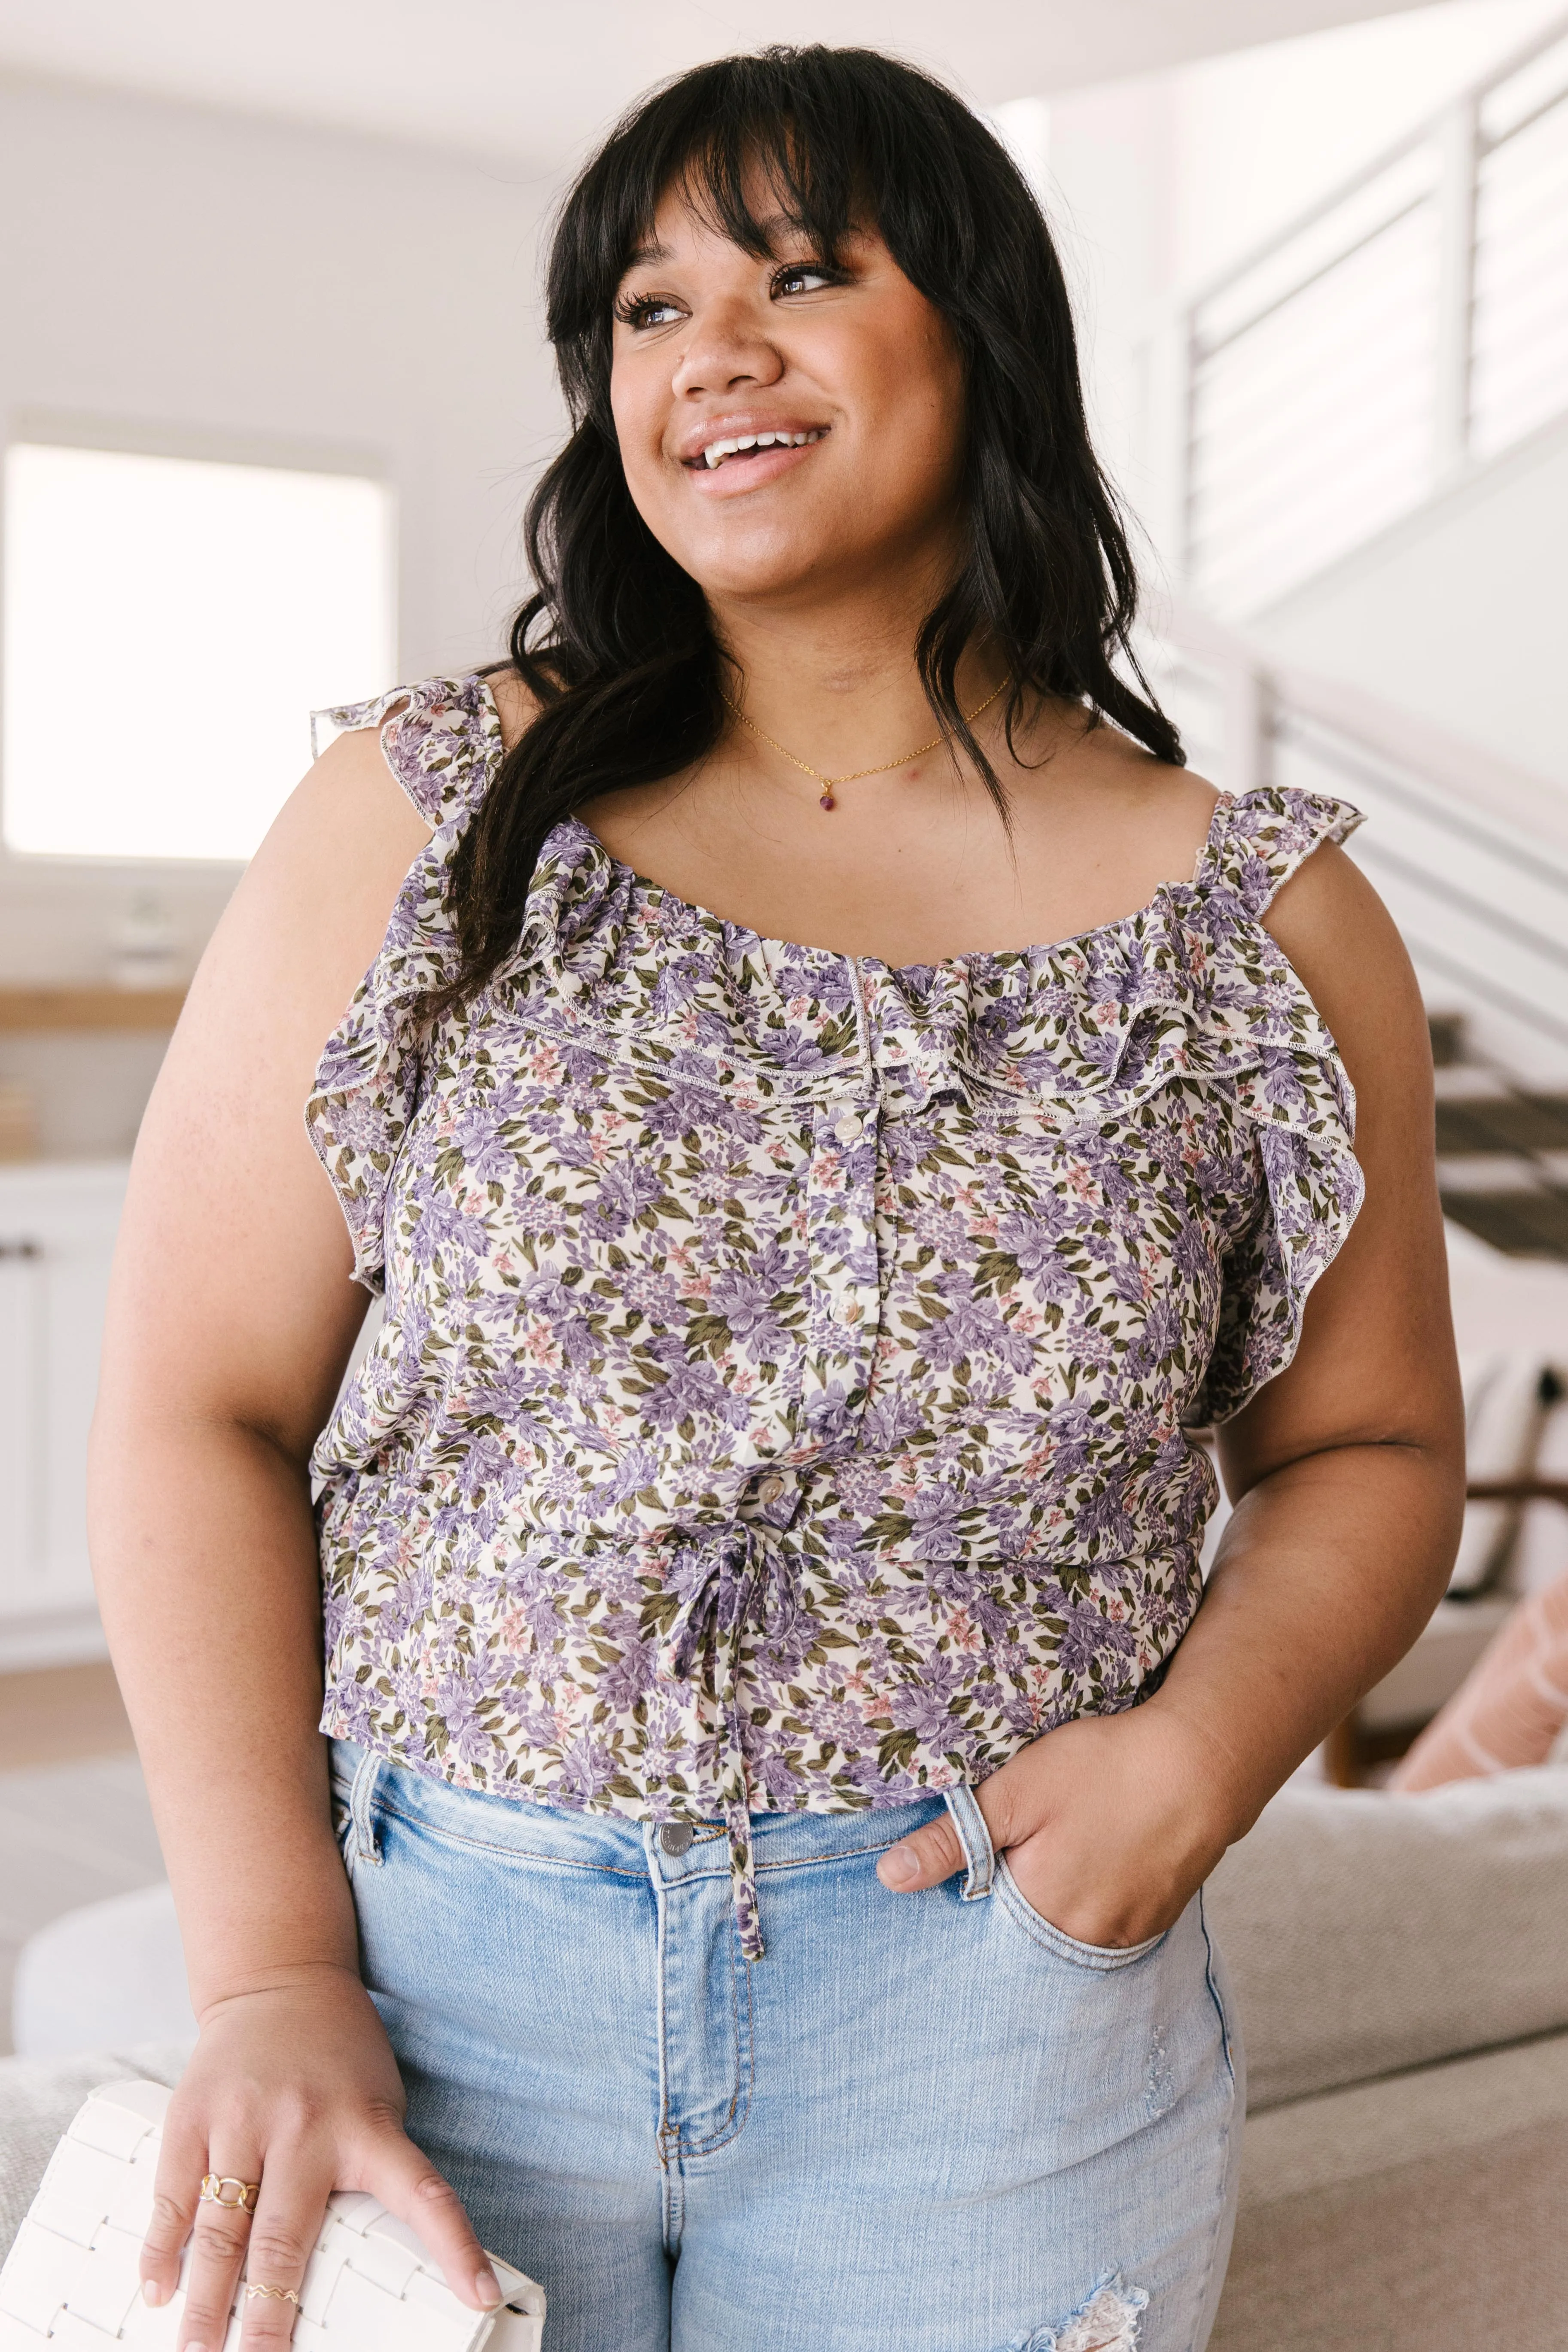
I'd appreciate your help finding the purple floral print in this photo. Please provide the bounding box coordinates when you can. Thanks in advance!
[306,674,1364,1954]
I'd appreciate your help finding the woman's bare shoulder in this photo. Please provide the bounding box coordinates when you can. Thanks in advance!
[1264,838,1432,1125]
[483,664,545,753]
[1062,713,1224,886]
[172,725,432,1099]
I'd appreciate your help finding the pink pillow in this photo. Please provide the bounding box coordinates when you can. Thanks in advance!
[1391,1569,1568,1791]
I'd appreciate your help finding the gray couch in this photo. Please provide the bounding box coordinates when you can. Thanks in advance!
[5,1769,1568,2348]
[1206,1763,1568,2350]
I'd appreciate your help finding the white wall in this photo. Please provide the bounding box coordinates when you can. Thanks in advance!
[1040,0,1568,542]
[1252,413,1568,790]
[0,73,561,971]
[0,72,561,1150]
[1166,0,1565,290]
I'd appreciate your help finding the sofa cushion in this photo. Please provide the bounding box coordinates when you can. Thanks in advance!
[1204,1765,1568,2109]
[0,2045,186,2266]
[1392,1571,1568,1789]
[1210,2032,1568,2352]
[12,1883,195,2058]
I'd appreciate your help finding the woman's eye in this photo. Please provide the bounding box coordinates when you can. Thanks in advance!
[618,295,683,330]
[773,264,835,298]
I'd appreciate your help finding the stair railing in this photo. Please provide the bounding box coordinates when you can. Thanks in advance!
[1140,10,1568,617]
[1147,599,1568,1082]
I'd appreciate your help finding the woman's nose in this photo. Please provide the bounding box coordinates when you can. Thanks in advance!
[670,304,785,400]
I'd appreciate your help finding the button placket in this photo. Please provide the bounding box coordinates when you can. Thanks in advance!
[800,1096,883,1444]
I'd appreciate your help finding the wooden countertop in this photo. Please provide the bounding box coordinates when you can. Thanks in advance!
[0,986,186,1032]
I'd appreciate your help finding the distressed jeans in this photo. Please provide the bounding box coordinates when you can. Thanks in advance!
[332,1740,1242,2352]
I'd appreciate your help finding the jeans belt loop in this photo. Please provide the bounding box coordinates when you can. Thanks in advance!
[350,1747,385,1867]
[943,1783,995,1902]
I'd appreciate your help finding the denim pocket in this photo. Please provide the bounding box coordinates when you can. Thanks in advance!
[945,1782,1166,1973]
[993,1858,1166,1972]
[330,1741,384,1877]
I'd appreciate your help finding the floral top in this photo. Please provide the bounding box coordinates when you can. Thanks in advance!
[307,672,1364,1955]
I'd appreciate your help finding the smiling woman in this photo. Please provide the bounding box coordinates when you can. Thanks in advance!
[89,43,1462,2352]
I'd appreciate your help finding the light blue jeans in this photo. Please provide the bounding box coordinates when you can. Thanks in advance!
[330,1741,1242,2352]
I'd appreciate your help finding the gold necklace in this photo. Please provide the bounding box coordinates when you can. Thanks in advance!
[721,680,1008,810]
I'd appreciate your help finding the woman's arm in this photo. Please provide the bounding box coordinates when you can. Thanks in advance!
[877,840,1465,1938]
[89,727,501,2348]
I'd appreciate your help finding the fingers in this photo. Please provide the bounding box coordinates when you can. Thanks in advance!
[876,1756,1035,1894]
[238,2157,333,2351]
[356,2126,500,2312]
[140,2109,206,2312]
[177,2151,261,2352]
[876,1810,967,1892]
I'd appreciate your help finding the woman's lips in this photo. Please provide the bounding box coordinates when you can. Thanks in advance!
[681,436,827,495]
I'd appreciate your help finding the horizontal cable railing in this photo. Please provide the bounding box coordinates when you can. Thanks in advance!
[1148,604,1568,1094]
[1141,11,1568,616]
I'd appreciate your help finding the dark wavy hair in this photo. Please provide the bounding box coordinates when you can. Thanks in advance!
[441,43,1181,1009]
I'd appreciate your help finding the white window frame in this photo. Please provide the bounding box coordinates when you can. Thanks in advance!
[0,412,399,874]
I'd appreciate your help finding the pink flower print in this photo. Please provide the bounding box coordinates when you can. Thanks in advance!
[310,703,1362,1899]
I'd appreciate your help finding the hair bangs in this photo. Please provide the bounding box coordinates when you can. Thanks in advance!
[428,45,1185,1018]
[548,52,907,427]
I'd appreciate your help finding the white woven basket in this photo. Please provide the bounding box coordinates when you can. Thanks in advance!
[0,2081,545,2350]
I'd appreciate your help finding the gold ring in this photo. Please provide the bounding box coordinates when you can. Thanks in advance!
[244,2284,300,2306]
[199,2174,259,2212]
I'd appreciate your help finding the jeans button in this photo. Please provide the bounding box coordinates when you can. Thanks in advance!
[661,1823,695,1856]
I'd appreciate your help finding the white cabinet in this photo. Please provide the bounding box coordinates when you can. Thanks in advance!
[0,1160,127,1667]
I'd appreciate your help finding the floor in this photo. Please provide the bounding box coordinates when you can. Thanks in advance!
[0,1663,164,2058]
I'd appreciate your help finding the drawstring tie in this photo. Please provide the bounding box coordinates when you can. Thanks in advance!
[659,1521,795,1960]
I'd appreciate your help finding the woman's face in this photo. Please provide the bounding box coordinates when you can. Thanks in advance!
[609,177,968,610]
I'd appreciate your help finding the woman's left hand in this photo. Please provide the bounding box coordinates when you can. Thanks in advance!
[874,1706,1238,1948]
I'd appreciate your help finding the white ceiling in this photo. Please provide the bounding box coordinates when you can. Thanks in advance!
[0,0,1442,177]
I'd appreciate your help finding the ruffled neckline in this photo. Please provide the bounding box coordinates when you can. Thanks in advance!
[469,673,1237,988]
[379,671,1365,1120]
[307,668,1364,1314]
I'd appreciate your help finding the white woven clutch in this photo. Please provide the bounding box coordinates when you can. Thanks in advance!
[0,2081,545,2350]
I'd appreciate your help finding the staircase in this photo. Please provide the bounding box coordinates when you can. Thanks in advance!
[1127,16,1568,1252]
[1140,9,1568,618]
[1431,1013,1568,1260]
[1147,602,1568,1262]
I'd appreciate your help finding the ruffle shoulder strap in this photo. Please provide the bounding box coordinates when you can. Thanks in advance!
[311,672,503,832]
[304,675,503,1290]
[1195,783,1363,918]
[1182,785,1367,1426]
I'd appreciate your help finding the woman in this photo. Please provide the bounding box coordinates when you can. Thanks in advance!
[91,45,1462,2352]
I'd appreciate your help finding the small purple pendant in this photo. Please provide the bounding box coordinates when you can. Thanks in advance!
[819,790,836,811]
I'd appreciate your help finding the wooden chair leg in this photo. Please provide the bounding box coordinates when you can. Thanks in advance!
[1324,1714,1363,1788]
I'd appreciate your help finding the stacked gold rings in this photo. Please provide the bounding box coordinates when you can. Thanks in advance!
[199,2174,260,2214]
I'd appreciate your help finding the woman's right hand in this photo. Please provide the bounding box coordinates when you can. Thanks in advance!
[140,1963,502,2350]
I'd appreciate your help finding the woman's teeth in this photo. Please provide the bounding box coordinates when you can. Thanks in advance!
[701,429,825,469]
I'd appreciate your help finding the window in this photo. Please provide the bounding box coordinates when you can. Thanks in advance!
[3,441,396,861]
